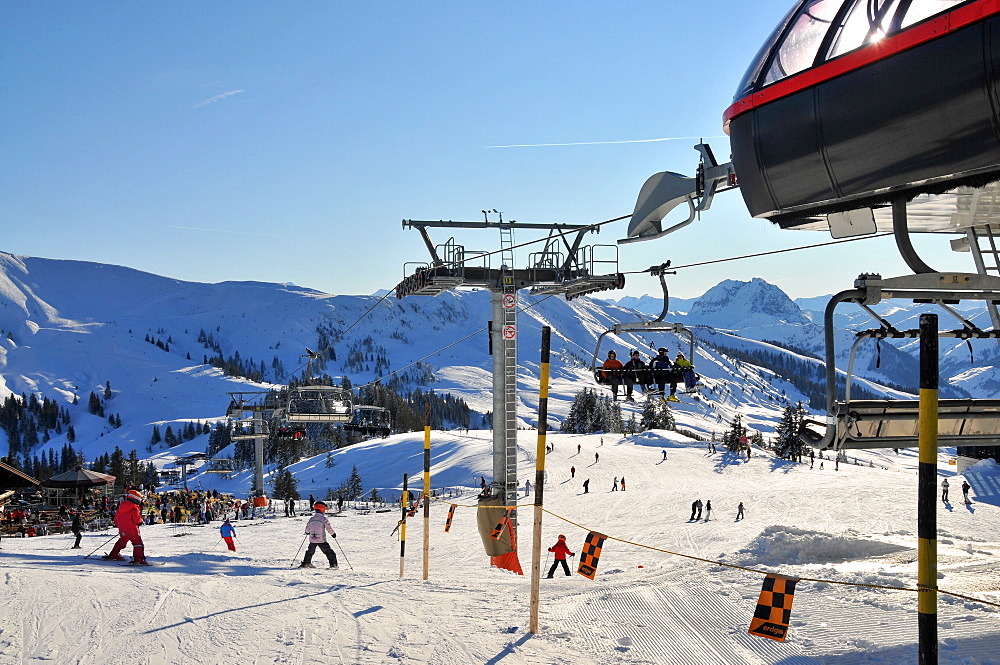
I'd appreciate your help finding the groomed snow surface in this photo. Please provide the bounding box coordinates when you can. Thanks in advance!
[3,430,1000,665]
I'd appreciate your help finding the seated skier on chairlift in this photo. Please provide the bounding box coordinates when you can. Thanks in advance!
[622,350,650,402]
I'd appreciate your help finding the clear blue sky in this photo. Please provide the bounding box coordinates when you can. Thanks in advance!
[0,1,972,300]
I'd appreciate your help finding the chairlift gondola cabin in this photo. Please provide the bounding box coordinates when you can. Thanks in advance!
[591,264,697,391]
[344,405,392,438]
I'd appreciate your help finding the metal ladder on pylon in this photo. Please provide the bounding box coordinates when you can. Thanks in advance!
[499,222,515,271]
[501,273,519,508]
[966,225,1000,332]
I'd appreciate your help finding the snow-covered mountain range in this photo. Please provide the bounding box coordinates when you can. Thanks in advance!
[1,251,996,476]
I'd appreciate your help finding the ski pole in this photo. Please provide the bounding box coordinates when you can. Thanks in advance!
[289,534,308,568]
[84,534,119,559]
[334,538,353,571]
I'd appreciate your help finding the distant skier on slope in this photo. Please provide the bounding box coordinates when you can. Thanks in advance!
[103,489,146,564]
[300,502,338,569]
[962,479,972,505]
[704,500,712,522]
[941,478,950,503]
[71,511,83,549]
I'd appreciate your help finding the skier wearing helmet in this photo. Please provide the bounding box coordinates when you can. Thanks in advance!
[546,535,575,578]
[300,501,339,569]
[649,347,675,399]
[601,350,625,400]
[103,488,146,563]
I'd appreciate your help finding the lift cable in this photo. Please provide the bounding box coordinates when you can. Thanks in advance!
[277,221,891,390]
[631,232,894,274]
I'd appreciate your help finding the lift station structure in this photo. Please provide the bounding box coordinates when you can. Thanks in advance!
[393,215,626,529]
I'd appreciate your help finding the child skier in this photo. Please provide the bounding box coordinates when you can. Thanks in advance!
[301,501,339,569]
[103,489,146,564]
[546,535,575,578]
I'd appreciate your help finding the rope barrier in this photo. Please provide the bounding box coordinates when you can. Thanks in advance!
[426,495,1000,610]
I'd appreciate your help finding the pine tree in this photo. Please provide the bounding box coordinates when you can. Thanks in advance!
[87,392,104,417]
[66,424,76,443]
[104,381,112,400]
[271,468,300,500]
[150,425,162,447]
[723,414,747,452]
[345,465,363,500]
[774,402,806,461]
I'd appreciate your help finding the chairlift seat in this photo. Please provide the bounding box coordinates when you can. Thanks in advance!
[807,399,1000,449]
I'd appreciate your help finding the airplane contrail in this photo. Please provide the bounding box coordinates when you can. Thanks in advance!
[169,225,297,239]
[485,136,725,148]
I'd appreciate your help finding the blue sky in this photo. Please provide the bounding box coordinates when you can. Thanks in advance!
[0,2,972,300]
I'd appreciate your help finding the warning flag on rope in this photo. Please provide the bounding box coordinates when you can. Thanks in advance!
[444,504,457,533]
[489,508,513,540]
[577,531,607,580]
[748,574,799,642]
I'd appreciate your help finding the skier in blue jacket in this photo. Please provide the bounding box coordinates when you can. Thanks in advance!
[220,519,237,551]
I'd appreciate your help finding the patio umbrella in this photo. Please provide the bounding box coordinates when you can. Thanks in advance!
[41,466,116,488]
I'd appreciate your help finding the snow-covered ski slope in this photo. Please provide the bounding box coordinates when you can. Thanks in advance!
[4,429,1000,664]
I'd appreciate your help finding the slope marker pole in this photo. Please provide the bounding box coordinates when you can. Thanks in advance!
[529,326,551,634]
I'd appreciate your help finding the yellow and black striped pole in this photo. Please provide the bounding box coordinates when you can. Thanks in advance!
[423,404,432,581]
[400,473,408,579]
[918,313,938,664]
[529,326,551,634]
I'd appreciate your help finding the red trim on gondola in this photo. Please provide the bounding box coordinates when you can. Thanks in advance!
[723,0,1000,132]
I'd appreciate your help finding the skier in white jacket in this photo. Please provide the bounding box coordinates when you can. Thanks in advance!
[300,501,339,569]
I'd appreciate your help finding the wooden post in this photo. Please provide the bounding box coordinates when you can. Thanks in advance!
[423,404,431,581]
[529,327,551,634]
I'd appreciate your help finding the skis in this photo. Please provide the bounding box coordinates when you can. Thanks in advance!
[93,555,163,567]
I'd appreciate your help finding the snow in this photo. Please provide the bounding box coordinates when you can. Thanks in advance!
[4,430,1000,664]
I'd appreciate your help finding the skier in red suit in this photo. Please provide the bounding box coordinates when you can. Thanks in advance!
[103,489,146,563]
[546,535,575,578]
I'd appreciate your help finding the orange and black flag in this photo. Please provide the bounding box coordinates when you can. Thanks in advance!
[444,504,457,532]
[748,574,799,642]
[489,508,513,540]
[407,494,421,518]
[577,531,607,580]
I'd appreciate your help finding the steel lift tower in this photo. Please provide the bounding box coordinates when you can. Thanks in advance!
[394,215,626,532]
